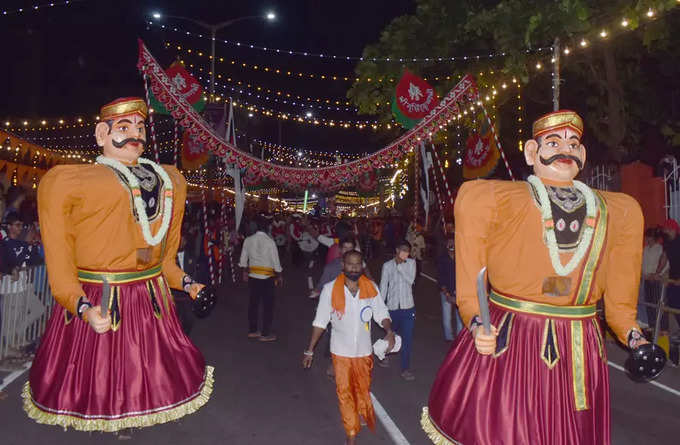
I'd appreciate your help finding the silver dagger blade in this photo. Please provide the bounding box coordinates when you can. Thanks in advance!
[476,267,491,335]
[101,276,110,318]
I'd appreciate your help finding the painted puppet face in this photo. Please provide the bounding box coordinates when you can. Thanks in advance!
[524,127,586,182]
[95,114,147,164]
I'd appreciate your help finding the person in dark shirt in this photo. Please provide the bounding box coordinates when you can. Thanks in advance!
[661,219,680,334]
[1,213,42,273]
[436,237,462,341]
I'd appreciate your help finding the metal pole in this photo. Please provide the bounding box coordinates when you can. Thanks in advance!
[653,282,668,344]
[552,37,560,111]
[210,28,217,103]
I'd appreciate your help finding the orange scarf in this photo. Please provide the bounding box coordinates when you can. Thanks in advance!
[332,273,377,316]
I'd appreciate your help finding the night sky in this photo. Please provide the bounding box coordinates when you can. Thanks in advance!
[0,0,415,156]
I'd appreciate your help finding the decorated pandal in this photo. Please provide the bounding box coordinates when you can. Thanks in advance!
[0,41,510,216]
[137,39,505,196]
[0,129,82,188]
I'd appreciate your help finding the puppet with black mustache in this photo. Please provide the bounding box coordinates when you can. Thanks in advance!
[423,109,651,445]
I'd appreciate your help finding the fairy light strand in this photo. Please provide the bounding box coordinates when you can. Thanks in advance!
[1,0,85,17]
[151,23,550,62]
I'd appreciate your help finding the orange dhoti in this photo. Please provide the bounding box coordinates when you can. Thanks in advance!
[332,354,376,437]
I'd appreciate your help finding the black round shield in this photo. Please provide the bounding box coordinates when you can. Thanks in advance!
[625,343,667,382]
[192,285,217,319]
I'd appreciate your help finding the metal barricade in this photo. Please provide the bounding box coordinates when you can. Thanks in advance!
[0,265,54,367]
[639,279,680,343]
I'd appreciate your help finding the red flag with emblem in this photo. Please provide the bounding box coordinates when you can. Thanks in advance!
[395,70,439,120]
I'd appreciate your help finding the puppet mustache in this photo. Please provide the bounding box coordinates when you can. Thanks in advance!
[112,138,146,149]
[539,154,583,170]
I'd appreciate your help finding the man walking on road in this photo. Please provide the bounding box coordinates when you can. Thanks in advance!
[239,215,283,342]
[436,238,462,341]
[379,240,417,381]
[303,250,395,445]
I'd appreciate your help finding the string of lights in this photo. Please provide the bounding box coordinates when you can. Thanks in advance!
[177,50,517,112]
[22,128,175,143]
[150,22,551,63]
[173,44,519,83]
[2,114,174,133]
[189,72,358,112]
[36,136,182,158]
[260,142,362,168]
[517,80,524,152]
[557,2,678,56]
[1,0,86,17]
[253,139,362,160]
[227,98,393,130]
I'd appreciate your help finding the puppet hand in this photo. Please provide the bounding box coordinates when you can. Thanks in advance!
[472,324,498,355]
[188,283,205,300]
[86,306,111,334]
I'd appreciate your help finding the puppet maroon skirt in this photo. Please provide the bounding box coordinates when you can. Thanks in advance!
[23,269,213,431]
[422,294,610,445]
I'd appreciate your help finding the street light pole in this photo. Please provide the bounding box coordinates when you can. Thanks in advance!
[210,27,217,101]
[152,12,276,102]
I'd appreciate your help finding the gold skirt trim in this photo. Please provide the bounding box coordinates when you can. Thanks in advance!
[420,407,462,445]
[22,365,214,432]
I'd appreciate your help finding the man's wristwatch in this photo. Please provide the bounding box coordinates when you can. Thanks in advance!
[76,297,92,321]
[469,315,483,332]
[182,275,196,293]
[627,329,645,349]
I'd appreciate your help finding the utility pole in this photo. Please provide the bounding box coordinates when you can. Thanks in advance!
[552,37,560,111]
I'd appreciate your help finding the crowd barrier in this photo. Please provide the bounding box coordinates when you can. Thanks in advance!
[639,280,680,340]
[0,265,54,368]
[639,279,680,365]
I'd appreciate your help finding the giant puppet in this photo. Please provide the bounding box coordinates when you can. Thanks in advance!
[24,97,213,431]
[422,110,649,445]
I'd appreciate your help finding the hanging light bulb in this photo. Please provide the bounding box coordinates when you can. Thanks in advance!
[621,18,629,27]
[580,39,588,47]
[599,30,608,38]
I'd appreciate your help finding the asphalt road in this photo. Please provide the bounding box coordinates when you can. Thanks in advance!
[1,253,679,444]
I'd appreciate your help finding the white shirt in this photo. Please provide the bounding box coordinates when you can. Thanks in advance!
[380,258,416,310]
[642,243,667,276]
[238,231,283,279]
[410,234,425,260]
[298,231,319,252]
[269,220,288,246]
[312,278,391,358]
[318,234,335,248]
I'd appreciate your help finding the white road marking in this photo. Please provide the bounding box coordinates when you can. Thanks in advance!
[370,392,411,445]
[0,361,31,392]
[420,272,437,283]
[608,361,680,398]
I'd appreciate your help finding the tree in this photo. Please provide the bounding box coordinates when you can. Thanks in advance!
[348,0,680,165]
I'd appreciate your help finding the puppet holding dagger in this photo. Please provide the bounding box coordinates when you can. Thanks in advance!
[23,97,216,432]
[421,110,665,445]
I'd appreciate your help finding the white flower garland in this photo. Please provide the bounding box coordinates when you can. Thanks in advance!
[527,175,597,277]
[97,156,174,246]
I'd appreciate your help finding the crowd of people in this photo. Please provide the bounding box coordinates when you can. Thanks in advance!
[0,186,45,275]
[640,219,680,341]
[3,180,679,442]
[4,187,679,352]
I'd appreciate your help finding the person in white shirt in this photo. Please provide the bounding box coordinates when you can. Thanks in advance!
[642,228,668,328]
[299,225,320,264]
[303,250,394,445]
[239,216,283,342]
[379,240,417,381]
